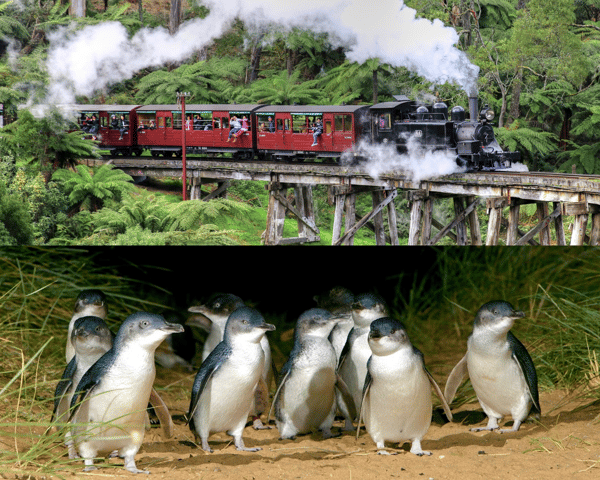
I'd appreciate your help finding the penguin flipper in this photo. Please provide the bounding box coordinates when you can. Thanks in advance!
[424,366,453,422]
[444,354,468,405]
[52,357,77,420]
[335,373,357,422]
[356,368,372,440]
[508,331,540,415]
[148,388,175,438]
[187,343,230,430]
[267,369,290,425]
[337,327,355,371]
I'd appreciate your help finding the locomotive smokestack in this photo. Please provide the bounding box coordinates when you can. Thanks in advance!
[468,96,479,122]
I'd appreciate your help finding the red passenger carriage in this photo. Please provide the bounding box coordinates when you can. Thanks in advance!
[136,104,263,160]
[71,105,142,156]
[254,105,370,160]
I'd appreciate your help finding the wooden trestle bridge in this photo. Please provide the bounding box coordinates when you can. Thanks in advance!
[82,157,600,246]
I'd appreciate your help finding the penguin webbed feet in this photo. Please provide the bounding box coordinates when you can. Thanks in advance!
[252,417,271,430]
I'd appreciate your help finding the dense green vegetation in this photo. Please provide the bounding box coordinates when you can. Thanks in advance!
[0,0,599,244]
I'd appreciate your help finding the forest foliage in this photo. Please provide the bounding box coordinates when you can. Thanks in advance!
[0,0,599,244]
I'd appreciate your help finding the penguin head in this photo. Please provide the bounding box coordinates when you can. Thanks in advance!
[473,301,525,334]
[368,317,410,356]
[223,306,275,344]
[351,293,389,327]
[73,289,108,318]
[294,308,342,340]
[116,312,185,351]
[188,293,245,329]
[72,315,113,357]
[313,286,354,314]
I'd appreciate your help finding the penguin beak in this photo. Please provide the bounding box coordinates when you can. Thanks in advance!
[259,323,276,332]
[369,330,383,340]
[162,322,185,334]
[511,310,525,319]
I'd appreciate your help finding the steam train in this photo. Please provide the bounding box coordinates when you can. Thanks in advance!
[71,95,519,171]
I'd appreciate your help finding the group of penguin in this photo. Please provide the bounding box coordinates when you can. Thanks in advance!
[51,287,540,474]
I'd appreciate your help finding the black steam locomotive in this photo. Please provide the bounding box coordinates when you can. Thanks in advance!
[368,95,520,170]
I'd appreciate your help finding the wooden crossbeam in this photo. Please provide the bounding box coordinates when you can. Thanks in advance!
[272,191,320,235]
[427,197,480,246]
[334,189,398,246]
[514,205,562,246]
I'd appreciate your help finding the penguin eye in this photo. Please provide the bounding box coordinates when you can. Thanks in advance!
[214,302,221,309]
[390,329,396,335]
[140,320,150,328]
[493,309,499,315]
[242,319,249,325]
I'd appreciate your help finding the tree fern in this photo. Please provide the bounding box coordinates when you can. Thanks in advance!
[495,122,559,159]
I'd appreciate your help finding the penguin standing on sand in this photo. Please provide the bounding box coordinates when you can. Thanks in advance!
[357,317,452,455]
[188,293,274,429]
[270,308,356,440]
[66,290,108,362]
[187,306,275,453]
[53,316,113,458]
[68,312,184,473]
[338,293,389,413]
[444,301,540,432]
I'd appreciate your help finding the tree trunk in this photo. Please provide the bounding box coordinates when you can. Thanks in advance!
[69,0,86,17]
[248,33,265,84]
[372,69,378,105]
[460,0,472,47]
[508,67,523,124]
[139,0,143,25]
[169,0,183,35]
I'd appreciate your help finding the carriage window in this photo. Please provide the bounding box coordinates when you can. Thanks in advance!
[100,116,107,128]
[192,112,212,130]
[109,113,129,129]
[222,117,229,129]
[257,114,275,132]
[325,121,332,134]
[173,112,182,130]
[378,114,391,130]
[335,114,353,131]
[166,117,172,128]
[138,112,156,129]
[157,117,165,128]
[276,118,290,131]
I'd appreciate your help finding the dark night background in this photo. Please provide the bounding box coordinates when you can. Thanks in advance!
[85,246,443,324]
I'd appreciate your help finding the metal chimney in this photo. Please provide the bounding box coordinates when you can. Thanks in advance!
[468,96,479,122]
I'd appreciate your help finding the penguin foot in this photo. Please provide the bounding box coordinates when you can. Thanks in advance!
[83,466,98,472]
[412,450,432,456]
[470,426,498,432]
[108,450,120,458]
[236,446,262,452]
[252,417,271,430]
[377,450,397,455]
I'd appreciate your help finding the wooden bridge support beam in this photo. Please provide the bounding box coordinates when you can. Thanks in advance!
[264,179,320,245]
[332,187,399,246]
[190,178,230,201]
[409,192,481,245]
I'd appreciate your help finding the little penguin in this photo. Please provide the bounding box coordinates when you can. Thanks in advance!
[66,289,108,363]
[187,306,275,453]
[269,308,356,440]
[68,312,184,473]
[188,293,274,429]
[444,300,540,433]
[338,293,389,415]
[357,318,452,455]
[53,316,113,458]
[187,293,246,361]
[313,286,355,362]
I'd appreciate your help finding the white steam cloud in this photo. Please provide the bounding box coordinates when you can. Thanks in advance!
[38,0,479,110]
[346,136,466,184]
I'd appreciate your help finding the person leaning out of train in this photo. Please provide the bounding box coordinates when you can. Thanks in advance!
[227,116,242,142]
[311,118,323,146]
[268,116,275,133]
[118,115,128,140]
[111,115,119,129]
[234,115,249,140]
[88,115,99,137]
[186,115,192,131]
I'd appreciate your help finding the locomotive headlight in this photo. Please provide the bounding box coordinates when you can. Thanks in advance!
[484,109,495,121]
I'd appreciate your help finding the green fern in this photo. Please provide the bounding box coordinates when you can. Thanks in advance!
[495,122,559,157]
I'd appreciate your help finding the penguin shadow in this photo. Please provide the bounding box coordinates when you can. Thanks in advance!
[427,409,549,451]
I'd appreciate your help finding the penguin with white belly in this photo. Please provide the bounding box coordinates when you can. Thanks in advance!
[357,317,452,455]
